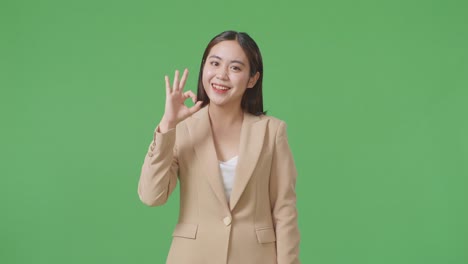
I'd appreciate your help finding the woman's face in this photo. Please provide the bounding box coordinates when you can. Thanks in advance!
[202,40,259,108]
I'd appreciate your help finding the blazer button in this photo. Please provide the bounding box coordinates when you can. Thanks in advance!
[223,216,231,226]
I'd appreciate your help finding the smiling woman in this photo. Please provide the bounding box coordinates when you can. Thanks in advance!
[200,40,260,109]
[197,31,263,116]
[137,30,301,264]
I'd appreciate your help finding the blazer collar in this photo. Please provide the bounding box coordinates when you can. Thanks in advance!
[187,105,267,212]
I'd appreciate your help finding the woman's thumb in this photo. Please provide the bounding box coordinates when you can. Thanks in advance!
[189,101,203,115]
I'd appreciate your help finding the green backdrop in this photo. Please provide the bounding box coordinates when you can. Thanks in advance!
[1,0,467,263]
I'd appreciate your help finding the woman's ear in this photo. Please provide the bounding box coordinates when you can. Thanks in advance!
[247,72,260,88]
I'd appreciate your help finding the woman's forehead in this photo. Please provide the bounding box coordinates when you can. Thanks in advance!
[208,40,248,62]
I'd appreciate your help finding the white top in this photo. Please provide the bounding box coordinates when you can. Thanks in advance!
[218,155,239,203]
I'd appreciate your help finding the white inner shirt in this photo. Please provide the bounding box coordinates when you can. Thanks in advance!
[218,155,239,203]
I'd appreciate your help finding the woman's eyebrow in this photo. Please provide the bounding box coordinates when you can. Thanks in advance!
[208,55,246,66]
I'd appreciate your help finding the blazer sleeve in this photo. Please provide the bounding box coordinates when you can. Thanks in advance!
[137,126,179,206]
[269,121,301,264]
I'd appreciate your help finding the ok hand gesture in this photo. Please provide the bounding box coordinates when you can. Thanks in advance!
[158,69,203,133]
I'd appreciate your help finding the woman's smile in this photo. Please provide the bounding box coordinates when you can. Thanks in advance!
[212,83,231,93]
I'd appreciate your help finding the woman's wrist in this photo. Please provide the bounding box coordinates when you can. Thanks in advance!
[158,117,177,133]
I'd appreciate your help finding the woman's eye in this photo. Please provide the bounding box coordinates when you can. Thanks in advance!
[210,61,219,66]
[231,66,240,71]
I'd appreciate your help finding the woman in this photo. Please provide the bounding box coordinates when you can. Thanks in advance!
[138,30,300,264]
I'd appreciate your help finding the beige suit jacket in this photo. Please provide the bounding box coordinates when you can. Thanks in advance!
[138,105,300,264]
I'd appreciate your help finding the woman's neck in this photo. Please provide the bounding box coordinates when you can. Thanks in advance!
[208,103,243,128]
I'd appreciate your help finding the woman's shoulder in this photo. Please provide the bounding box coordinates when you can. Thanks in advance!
[253,113,288,133]
[256,113,286,125]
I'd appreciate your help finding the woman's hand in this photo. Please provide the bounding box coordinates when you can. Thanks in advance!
[158,69,203,133]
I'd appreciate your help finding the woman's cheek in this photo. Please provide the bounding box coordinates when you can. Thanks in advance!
[204,68,215,78]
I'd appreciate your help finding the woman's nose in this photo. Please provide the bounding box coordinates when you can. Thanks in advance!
[215,67,228,80]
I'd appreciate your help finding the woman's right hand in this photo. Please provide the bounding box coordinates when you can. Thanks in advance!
[158,69,203,133]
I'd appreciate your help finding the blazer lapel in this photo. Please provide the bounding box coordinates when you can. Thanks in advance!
[229,112,267,210]
[187,105,267,212]
[188,106,230,212]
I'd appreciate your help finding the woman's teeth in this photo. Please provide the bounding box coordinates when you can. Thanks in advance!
[213,84,230,90]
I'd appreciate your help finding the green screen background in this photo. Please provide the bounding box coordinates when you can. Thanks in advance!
[1,0,467,263]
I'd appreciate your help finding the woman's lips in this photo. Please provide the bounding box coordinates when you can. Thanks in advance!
[212,83,231,93]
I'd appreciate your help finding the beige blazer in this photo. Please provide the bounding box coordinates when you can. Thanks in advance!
[138,105,300,264]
